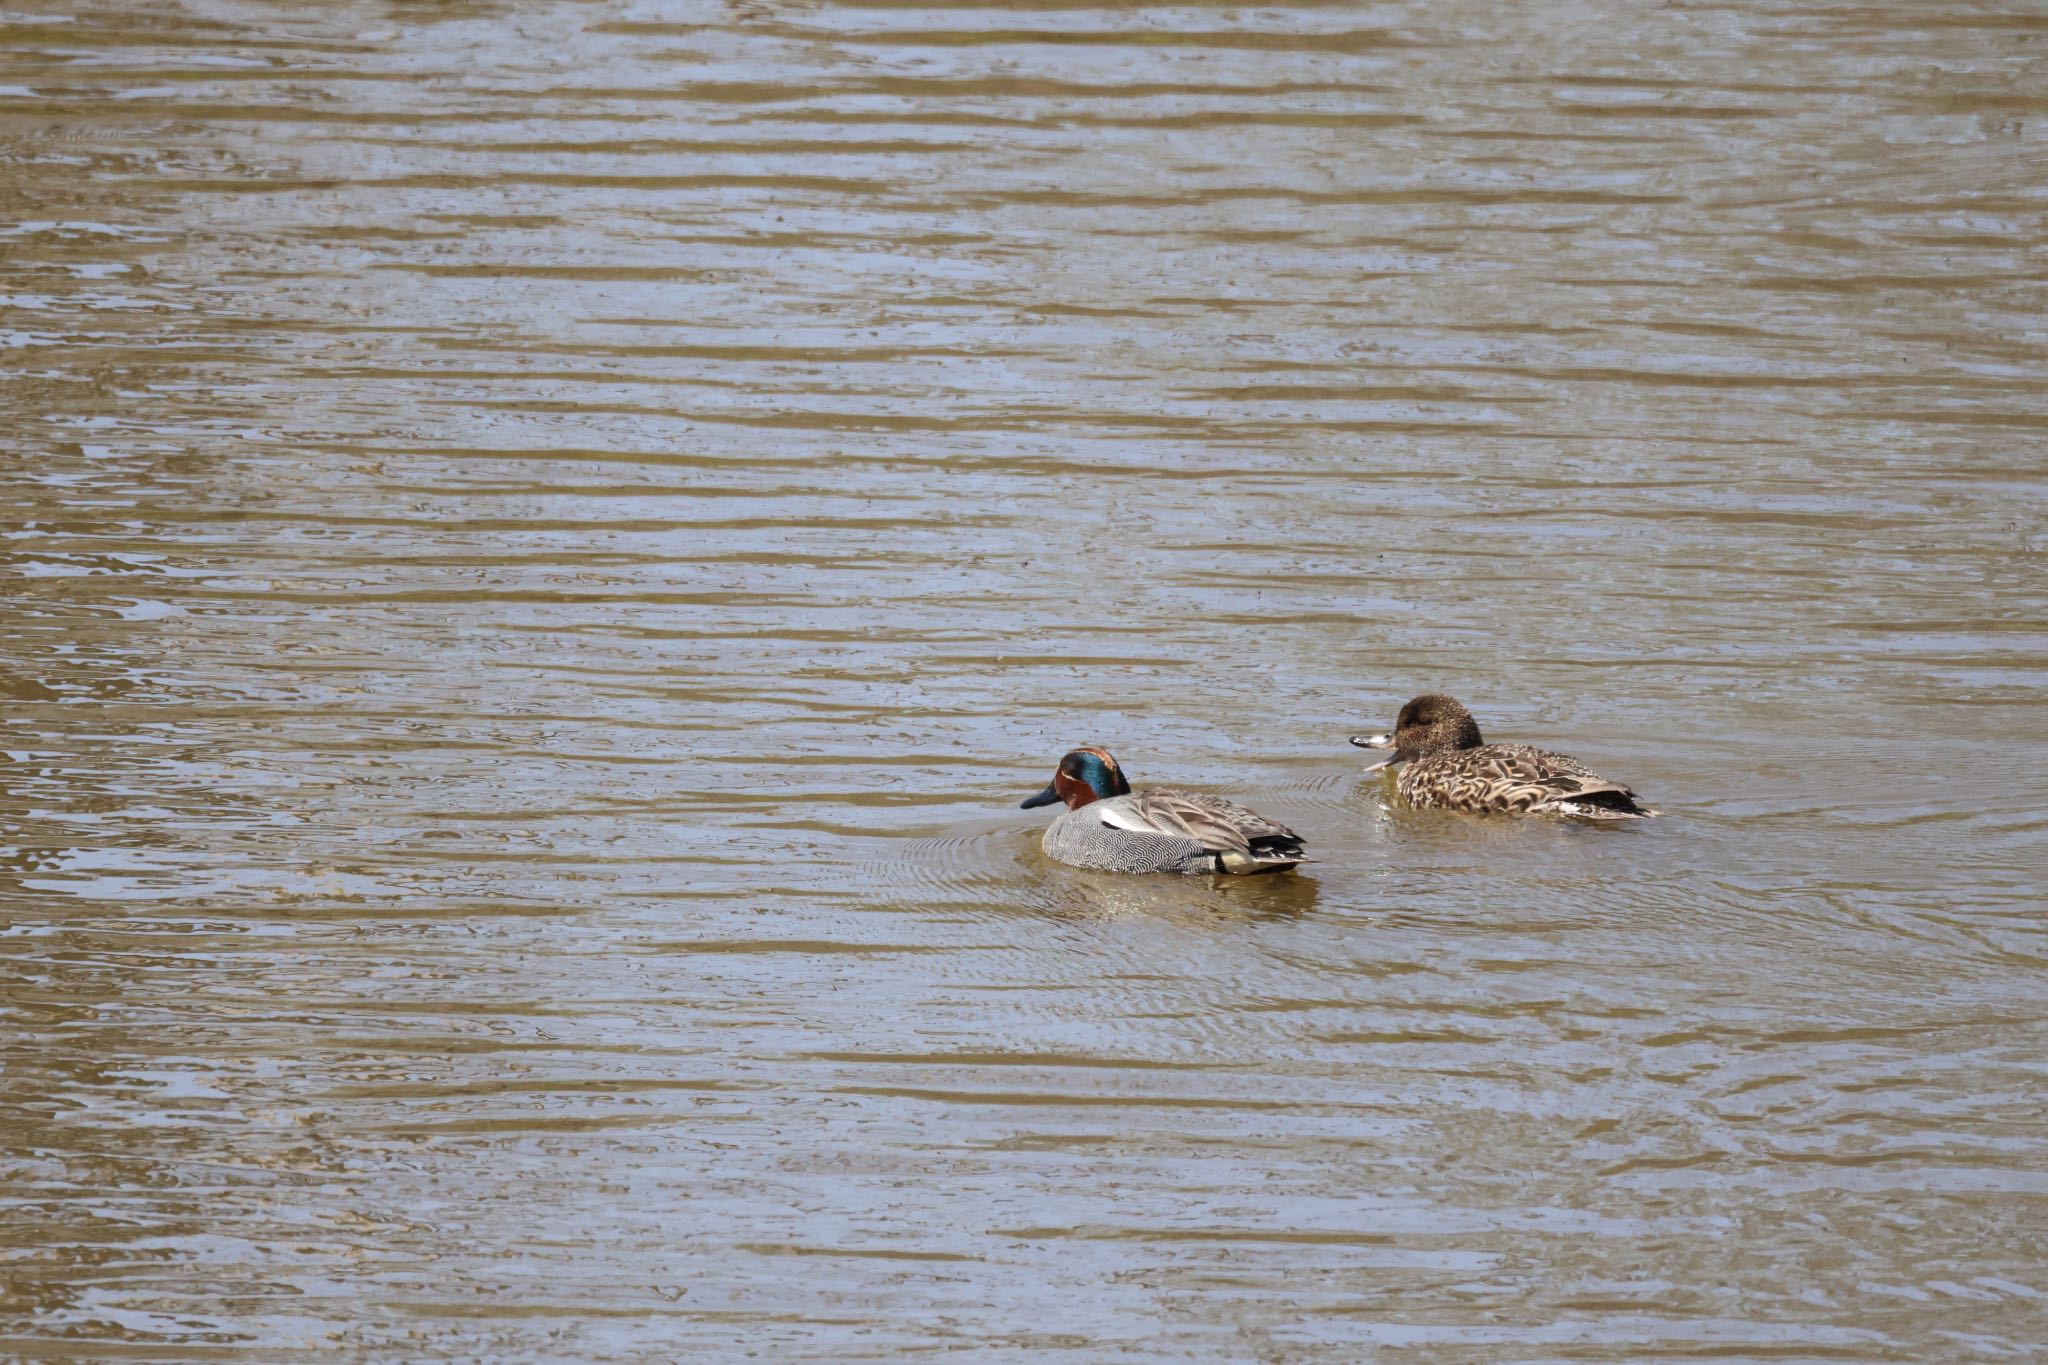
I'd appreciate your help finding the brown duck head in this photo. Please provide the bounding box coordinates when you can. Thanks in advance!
[1349,694,1484,771]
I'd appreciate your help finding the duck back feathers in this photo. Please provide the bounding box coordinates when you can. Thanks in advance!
[1401,744,1658,819]
[1045,790,1310,874]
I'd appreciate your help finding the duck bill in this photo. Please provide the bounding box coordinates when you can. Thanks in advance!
[1349,732,1405,772]
[1020,782,1061,809]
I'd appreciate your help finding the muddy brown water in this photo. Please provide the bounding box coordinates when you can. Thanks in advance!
[4,1,2047,1359]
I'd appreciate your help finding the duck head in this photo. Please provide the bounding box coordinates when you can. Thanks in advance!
[1020,747,1132,811]
[1350,694,1484,771]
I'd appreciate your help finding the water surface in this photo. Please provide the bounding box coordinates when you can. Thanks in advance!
[4,0,2046,1358]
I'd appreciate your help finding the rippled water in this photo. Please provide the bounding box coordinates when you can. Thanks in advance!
[5,0,2047,1358]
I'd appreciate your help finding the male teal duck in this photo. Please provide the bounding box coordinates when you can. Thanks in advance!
[1350,694,1658,820]
[1021,747,1311,874]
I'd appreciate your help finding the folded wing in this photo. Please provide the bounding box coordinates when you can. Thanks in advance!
[1465,745,1657,819]
[1105,789,1311,868]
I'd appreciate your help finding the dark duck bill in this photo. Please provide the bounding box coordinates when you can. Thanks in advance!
[1019,782,1061,809]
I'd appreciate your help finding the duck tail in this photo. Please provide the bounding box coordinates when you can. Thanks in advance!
[1554,789,1659,820]
[1216,838,1313,874]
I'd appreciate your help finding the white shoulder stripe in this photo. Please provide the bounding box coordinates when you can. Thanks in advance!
[1094,801,1156,834]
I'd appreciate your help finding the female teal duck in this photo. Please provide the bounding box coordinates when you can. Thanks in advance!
[1021,747,1310,874]
[1351,694,1658,820]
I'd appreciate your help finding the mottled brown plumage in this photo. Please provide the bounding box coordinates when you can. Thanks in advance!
[1350,694,1658,820]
